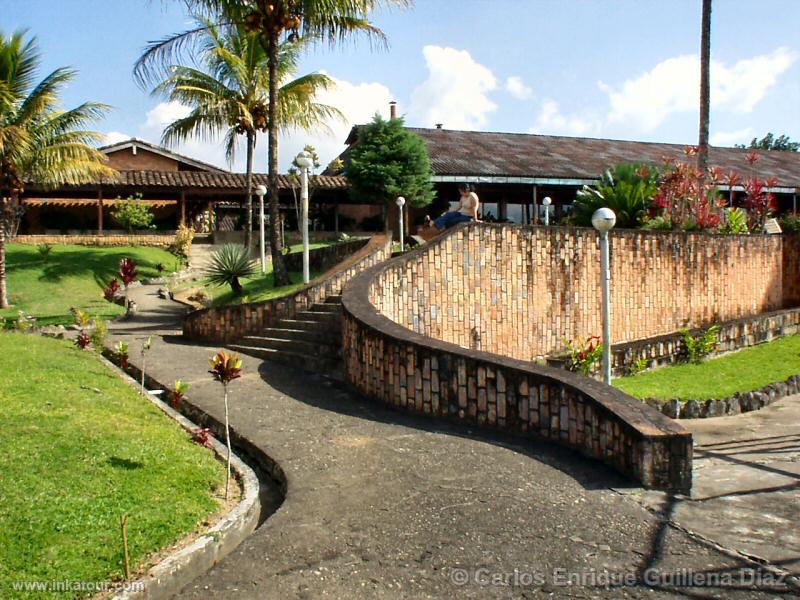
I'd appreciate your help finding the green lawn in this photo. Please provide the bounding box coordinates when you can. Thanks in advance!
[1,244,180,327]
[208,269,321,306]
[613,335,800,400]
[0,333,225,598]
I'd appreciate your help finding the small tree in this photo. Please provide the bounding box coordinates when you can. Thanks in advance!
[736,133,800,152]
[111,194,156,232]
[208,351,243,500]
[347,114,435,230]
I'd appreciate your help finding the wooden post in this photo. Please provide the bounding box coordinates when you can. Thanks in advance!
[97,190,104,233]
[180,191,186,226]
[334,204,339,233]
[532,185,539,225]
[120,514,131,580]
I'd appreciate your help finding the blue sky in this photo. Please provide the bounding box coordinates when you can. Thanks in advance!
[5,0,800,171]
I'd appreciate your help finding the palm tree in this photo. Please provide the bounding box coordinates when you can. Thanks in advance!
[152,19,341,250]
[697,0,712,173]
[135,0,409,286]
[0,30,114,308]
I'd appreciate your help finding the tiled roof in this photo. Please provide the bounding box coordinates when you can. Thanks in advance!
[407,128,800,189]
[27,170,349,191]
[341,126,800,190]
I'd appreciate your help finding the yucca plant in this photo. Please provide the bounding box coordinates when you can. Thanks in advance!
[208,350,243,500]
[573,163,660,229]
[205,244,255,296]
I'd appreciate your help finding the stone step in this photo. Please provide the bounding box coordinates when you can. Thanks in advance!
[325,295,342,304]
[295,310,341,325]
[229,344,343,381]
[309,302,342,314]
[260,326,341,345]
[240,335,341,358]
[276,318,342,333]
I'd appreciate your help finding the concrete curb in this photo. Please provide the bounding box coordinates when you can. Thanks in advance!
[93,353,261,600]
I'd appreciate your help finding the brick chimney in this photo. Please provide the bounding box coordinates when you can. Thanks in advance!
[389,101,397,119]
[435,123,443,130]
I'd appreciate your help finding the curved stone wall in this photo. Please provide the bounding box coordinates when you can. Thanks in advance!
[370,223,788,360]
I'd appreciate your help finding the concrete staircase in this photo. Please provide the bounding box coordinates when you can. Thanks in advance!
[228,295,345,380]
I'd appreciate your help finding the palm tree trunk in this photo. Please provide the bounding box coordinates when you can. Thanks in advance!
[0,197,8,308]
[244,131,255,250]
[267,31,290,286]
[697,0,712,173]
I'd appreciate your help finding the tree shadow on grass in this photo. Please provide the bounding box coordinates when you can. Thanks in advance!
[107,456,145,470]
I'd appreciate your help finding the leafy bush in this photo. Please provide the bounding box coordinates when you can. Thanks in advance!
[719,207,749,234]
[174,223,194,258]
[627,357,648,376]
[89,318,107,350]
[111,194,155,232]
[37,243,53,261]
[205,244,255,296]
[115,341,129,368]
[572,163,660,228]
[171,380,190,409]
[564,335,603,376]
[640,215,673,231]
[119,258,138,288]
[75,330,91,350]
[780,214,800,234]
[70,307,91,328]
[653,158,722,231]
[103,278,121,302]
[681,325,719,363]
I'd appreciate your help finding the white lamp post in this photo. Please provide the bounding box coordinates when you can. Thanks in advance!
[591,207,616,385]
[255,184,267,274]
[542,196,552,226]
[295,150,314,283]
[396,196,406,251]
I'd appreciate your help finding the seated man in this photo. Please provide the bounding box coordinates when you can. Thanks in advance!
[427,184,480,230]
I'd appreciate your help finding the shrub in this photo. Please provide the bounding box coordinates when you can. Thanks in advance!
[205,244,255,296]
[103,278,121,302]
[652,158,723,231]
[780,214,800,234]
[564,335,603,376]
[37,243,53,261]
[75,330,91,350]
[573,163,660,228]
[16,310,34,332]
[719,207,749,234]
[171,380,190,409]
[70,307,91,328]
[627,357,648,376]
[111,194,155,232]
[640,215,673,231]
[119,258,138,288]
[174,223,194,258]
[115,341,129,369]
[681,325,719,363]
[89,318,107,350]
[192,428,214,449]
[208,350,243,500]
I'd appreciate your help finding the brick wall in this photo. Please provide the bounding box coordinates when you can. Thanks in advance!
[342,266,693,492]
[13,233,174,247]
[782,234,800,308]
[284,238,370,273]
[370,224,790,361]
[183,235,392,342]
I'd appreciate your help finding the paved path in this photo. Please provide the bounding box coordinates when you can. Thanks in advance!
[109,285,800,599]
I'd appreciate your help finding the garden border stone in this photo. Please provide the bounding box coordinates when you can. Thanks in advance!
[91,353,263,600]
[644,372,800,419]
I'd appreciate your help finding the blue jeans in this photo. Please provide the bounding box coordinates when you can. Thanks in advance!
[434,211,473,229]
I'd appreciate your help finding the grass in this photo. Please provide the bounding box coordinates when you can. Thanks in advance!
[209,270,321,306]
[0,333,226,598]
[613,335,800,401]
[1,244,180,327]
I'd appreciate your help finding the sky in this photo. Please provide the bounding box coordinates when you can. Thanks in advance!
[5,0,800,172]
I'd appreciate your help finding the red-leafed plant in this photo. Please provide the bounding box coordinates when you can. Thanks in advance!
[103,277,121,302]
[564,335,603,376]
[650,155,723,231]
[119,258,138,287]
[192,428,214,449]
[171,380,190,409]
[115,341,129,369]
[209,351,243,499]
[75,330,91,350]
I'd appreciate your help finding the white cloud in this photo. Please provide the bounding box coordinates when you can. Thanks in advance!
[602,47,797,131]
[101,131,130,146]
[710,127,753,147]
[506,76,533,100]
[531,47,797,139]
[408,45,497,130]
[532,99,600,137]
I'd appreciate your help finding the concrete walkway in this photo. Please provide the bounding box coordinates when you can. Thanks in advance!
[109,285,800,599]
